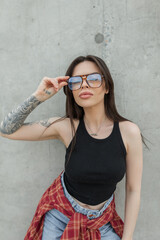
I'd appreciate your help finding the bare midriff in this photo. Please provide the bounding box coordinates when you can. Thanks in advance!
[71,196,109,210]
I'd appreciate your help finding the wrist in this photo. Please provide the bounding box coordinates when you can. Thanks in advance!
[32,92,45,102]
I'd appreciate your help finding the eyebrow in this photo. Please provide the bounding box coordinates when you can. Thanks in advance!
[72,72,100,77]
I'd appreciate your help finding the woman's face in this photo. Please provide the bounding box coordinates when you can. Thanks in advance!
[71,61,108,108]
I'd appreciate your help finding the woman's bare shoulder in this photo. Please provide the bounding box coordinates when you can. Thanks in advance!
[119,120,141,154]
[119,120,140,135]
[58,117,80,129]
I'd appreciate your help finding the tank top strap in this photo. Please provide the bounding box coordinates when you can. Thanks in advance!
[78,117,84,129]
[113,120,119,132]
[114,120,127,157]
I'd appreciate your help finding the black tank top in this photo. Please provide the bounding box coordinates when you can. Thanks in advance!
[64,117,126,205]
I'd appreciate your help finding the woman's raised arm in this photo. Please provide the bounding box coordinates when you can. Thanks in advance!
[0,76,69,141]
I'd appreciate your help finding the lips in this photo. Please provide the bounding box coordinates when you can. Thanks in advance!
[79,91,93,97]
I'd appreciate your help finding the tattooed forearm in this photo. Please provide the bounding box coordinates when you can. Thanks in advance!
[0,94,42,135]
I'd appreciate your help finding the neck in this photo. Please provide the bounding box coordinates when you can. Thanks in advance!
[83,109,110,130]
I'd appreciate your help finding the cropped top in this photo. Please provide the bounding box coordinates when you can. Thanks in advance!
[64,117,127,205]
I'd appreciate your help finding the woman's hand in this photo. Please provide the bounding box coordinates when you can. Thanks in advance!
[33,76,70,102]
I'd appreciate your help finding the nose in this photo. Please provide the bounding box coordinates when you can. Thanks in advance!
[81,77,89,88]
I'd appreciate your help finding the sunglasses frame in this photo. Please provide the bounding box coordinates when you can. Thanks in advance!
[67,72,104,91]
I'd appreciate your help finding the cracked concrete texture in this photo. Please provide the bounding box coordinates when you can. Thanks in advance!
[0,0,159,239]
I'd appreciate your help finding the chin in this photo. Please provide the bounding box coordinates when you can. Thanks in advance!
[75,100,96,108]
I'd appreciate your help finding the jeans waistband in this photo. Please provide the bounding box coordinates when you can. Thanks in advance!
[60,171,114,220]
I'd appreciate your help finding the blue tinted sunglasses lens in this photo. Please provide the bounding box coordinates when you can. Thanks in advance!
[87,73,101,81]
[68,76,82,90]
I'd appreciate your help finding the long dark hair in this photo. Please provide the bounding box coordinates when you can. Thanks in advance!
[40,55,150,166]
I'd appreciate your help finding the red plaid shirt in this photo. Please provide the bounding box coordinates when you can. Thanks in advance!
[24,170,124,240]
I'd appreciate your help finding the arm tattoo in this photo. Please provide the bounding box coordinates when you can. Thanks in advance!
[23,119,51,127]
[0,94,42,135]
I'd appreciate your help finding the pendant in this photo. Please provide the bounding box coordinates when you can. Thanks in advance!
[90,133,97,136]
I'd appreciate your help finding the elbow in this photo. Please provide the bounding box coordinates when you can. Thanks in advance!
[0,122,14,136]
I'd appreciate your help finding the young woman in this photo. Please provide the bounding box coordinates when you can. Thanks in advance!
[0,55,145,240]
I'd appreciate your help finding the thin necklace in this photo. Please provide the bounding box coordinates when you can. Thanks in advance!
[84,117,107,136]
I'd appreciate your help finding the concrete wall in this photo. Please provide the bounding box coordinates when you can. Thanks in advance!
[0,0,159,239]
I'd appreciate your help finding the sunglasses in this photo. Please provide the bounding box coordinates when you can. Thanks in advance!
[66,72,104,91]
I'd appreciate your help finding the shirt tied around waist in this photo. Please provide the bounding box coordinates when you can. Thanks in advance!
[24,170,124,240]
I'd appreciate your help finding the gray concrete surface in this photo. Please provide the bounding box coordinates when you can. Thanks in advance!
[0,0,159,239]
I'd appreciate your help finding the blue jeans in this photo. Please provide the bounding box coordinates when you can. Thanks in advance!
[42,171,121,240]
